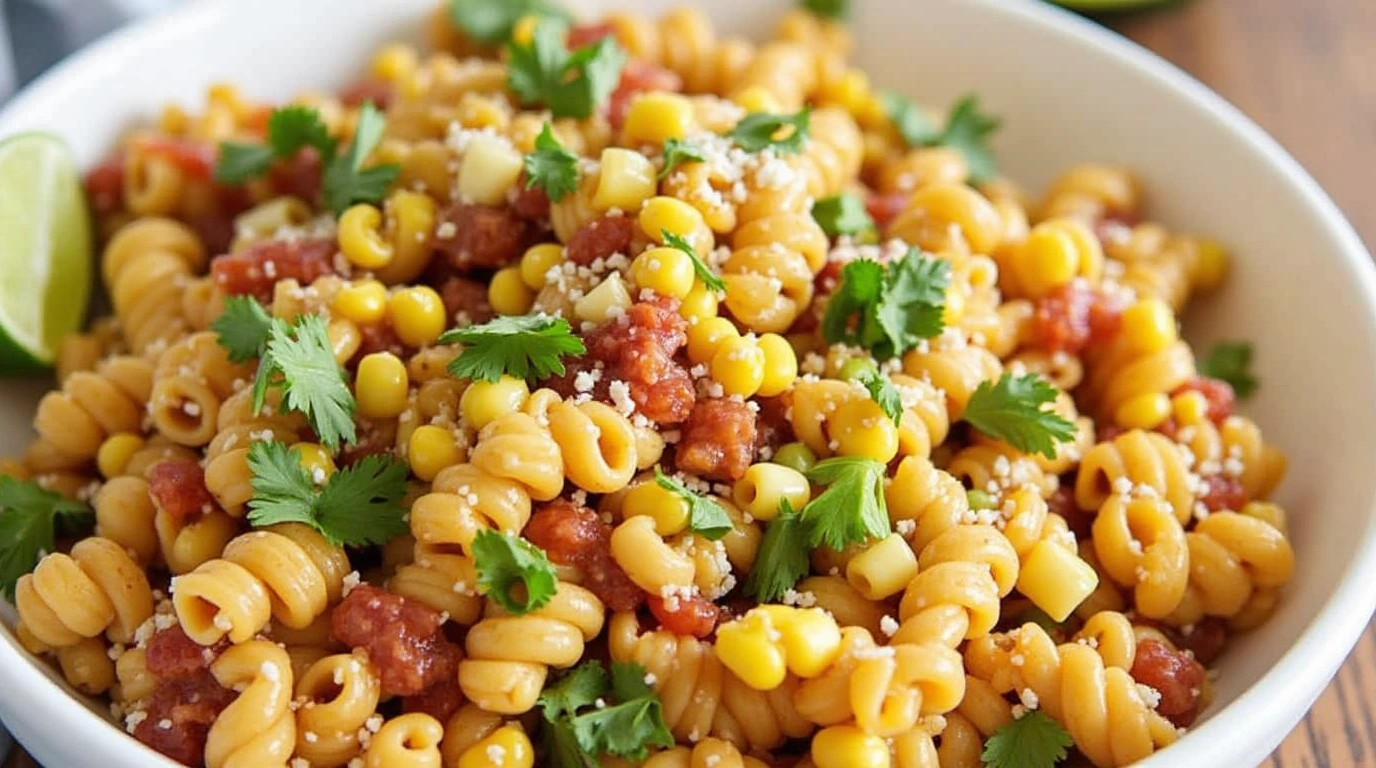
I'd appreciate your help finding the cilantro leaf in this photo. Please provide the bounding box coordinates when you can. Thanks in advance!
[822,249,951,360]
[884,92,1002,184]
[961,373,1077,460]
[541,719,591,768]
[981,710,1073,768]
[743,498,810,602]
[882,91,940,148]
[322,102,400,215]
[448,0,571,45]
[660,229,726,293]
[0,477,94,600]
[472,529,559,615]
[811,193,876,238]
[214,143,276,185]
[659,138,706,180]
[654,468,732,540]
[728,109,811,155]
[246,442,408,547]
[609,661,655,701]
[214,105,335,185]
[440,313,587,383]
[860,370,904,426]
[800,457,889,550]
[254,314,357,451]
[507,19,627,120]
[568,665,674,760]
[1197,341,1258,399]
[524,123,579,202]
[539,661,610,721]
[211,296,274,363]
[802,0,850,21]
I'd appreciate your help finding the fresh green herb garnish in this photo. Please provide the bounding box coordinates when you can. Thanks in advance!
[822,248,952,360]
[1197,341,1258,398]
[743,498,810,602]
[539,660,675,766]
[472,529,558,615]
[245,441,408,546]
[981,710,1074,768]
[660,229,726,293]
[859,370,904,426]
[961,373,1076,460]
[0,477,94,599]
[801,0,850,20]
[728,109,812,155]
[440,313,587,384]
[322,102,401,215]
[800,457,890,550]
[654,468,732,540]
[658,138,707,180]
[507,19,627,119]
[523,123,580,202]
[211,296,274,363]
[883,92,1002,183]
[250,312,357,451]
[448,0,571,45]
[811,193,876,238]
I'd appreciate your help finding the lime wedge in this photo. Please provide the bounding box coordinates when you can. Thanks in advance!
[0,133,93,373]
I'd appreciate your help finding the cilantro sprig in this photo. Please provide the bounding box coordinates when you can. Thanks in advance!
[440,313,587,384]
[0,477,94,600]
[812,193,876,239]
[472,529,558,615]
[859,370,904,426]
[539,660,675,766]
[660,229,726,293]
[981,710,1073,768]
[822,248,952,360]
[213,296,357,450]
[743,498,810,602]
[801,0,850,21]
[883,92,1002,183]
[659,138,706,180]
[448,0,571,45]
[524,123,579,202]
[1197,341,1258,398]
[800,457,889,550]
[728,109,812,155]
[960,373,1076,460]
[214,102,399,214]
[245,442,408,547]
[507,19,627,120]
[654,468,732,540]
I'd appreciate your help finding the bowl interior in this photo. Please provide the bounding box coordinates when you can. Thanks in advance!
[2,0,1374,765]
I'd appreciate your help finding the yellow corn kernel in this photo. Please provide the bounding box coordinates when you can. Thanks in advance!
[811,725,891,768]
[680,281,720,321]
[1114,392,1171,430]
[631,246,696,299]
[711,335,766,397]
[520,243,565,290]
[460,376,530,430]
[756,333,797,397]
[733,463,809,522]
[687,316,740,364]
[1120,298,1177,354]
[292,442,337,483]
[1193,238,1229,292]
[639,196,705,240]
[1171,390,1210,426]
[96,433,145,479]
[1017,225,1080,297]
[768,606,843,677]
[819,69,870,114]
[338,204,391,270]
[387,286,447,347]
[332,280,389,325]
[830,398,899,462]
[458,725,535,768]
[511,14,541,46]
[1018,540,1099,622]
[594,148,658,212]
[370,43,418,82]
[845,533,918,600]
[713,612,787,691]
[408,425,462,482]
[621,480,691,536]
[622,91,695,145]
[489,267,536,316]
[355,352,410,418]
[733,86,783,115]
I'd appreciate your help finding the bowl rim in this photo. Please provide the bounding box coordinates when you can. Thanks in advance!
[2,0,1375,765]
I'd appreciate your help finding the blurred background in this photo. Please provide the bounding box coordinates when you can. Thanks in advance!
[0,0,1372,765]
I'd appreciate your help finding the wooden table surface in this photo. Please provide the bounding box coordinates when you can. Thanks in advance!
[4,1,1375,767]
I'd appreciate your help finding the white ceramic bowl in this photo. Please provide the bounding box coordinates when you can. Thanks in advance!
[2,0,1374,765]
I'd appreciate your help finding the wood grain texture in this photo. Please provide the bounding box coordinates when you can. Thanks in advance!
[4,2,1374,768]
[1110,5,1376,767]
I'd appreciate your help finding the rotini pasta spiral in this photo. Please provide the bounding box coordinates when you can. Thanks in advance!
[205,640,296,768]
[31,354,154,467]
[15,537,153,648]
[1076,429,1196,523]
[294,653,383,768]
[101,217,208,354]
